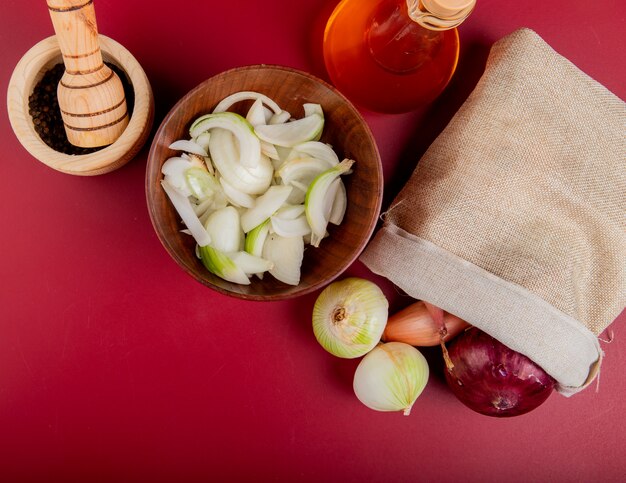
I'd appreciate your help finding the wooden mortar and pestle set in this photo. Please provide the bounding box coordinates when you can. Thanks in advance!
[7,0,154,175]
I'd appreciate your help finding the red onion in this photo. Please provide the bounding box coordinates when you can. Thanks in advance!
[443,327,555,417]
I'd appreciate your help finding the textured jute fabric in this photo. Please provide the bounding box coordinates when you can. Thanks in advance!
[361,28,626,395]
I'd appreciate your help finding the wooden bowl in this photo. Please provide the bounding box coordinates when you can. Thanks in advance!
[7,35,154,176]
[146,65,383,301]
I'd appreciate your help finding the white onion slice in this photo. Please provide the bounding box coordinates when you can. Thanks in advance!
[255,114,324,148]
[275,146,293,162]
[161,179,211,247]
[263,234,304,286]
[219,177,256,208]
[244,219,270,257]
[212,91,283,116]
[185,167,222,202]
[169,139,208,157]
[285,181,307,205]
[271,214,311,238]
[193,197,215,217]
[246,98,267,127]
[162,161,193,196]
[291,141,339,167]
[275,204,306,220]
[230,251,273,275]
[291,180,309,193]
[193,132,211,153]
[204,206,243,253]
[209,128,273,195]
[278,156,330,187]
[305,159,354,247]
[269,111,291,125]
[324,178,341,221]
[190,112,261,169]
[303,104,324,141]
[261,141,280,160]
[241,185,292,233]
[162,155,202,175]
[198,245,250,285]
[303,103,323,118]
[329,179,347,225]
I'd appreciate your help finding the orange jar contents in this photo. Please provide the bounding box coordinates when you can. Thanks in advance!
[323,0,475,113]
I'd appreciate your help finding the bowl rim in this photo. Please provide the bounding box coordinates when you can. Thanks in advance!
[7,35,154,176]
[146,63,383,301]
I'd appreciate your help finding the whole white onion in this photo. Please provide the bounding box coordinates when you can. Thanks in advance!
[312,277,388,359]
[353,342,429,415]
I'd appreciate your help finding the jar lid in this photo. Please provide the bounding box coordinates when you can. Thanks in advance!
[421,0,476,20]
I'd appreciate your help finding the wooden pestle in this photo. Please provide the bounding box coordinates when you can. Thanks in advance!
[47,0,129,147]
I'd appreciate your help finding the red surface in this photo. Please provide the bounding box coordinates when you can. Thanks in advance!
[1,1,625,481]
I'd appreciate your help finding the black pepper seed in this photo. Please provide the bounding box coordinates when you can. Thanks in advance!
[28,62,135,155]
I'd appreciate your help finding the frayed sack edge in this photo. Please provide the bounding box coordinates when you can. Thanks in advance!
[360,224,603,396]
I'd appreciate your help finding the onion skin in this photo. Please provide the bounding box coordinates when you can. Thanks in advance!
[382,301,470,346]
[443,327,555,417]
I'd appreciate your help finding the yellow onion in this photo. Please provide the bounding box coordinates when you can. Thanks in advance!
[312,277,388,358]
[353,342,429,415]
[383,301,470,346]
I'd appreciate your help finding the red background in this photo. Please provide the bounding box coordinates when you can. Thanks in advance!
[1,1,625,481]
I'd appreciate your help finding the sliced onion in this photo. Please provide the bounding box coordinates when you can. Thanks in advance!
[285,183,307,205]
[244,219,271,257]
[261,141,280,160]
[275,204,305,220]
[162,156,206,197]
[241,185,292,233]
[219,176,256,208]
[185,167,222,202]
[204,206,243,253]
[212,91,283,116]
[162,156,196,176]
[328,179,347,225]
[323,178,341,222]
[193,197,215,217]
[304,104,324,141]
[312,277,388,359]
[163,91,354,287]
[270,214,311,238]
[198,245,250,285]
[277,156,330,187]
[209,128,273,195]
[193,132,211,153]
[303,103,323,118]
[168,139,208,157]
[190,112,261,169]
[275,146,293,163]
[305,159,354,247]
[443,327,555,417]
[269,111,291,125]
[291,141,339,167]
[262,233,304,286]
[163,171,192,197]
[161,180,211,247]
[230,251,273,275]
[255,114,324,148]
[245,98,268,127]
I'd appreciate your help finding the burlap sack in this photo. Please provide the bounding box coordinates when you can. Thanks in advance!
[361,28,626,396]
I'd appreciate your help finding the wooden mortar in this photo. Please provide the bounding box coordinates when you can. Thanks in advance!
[7,35,154,175]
